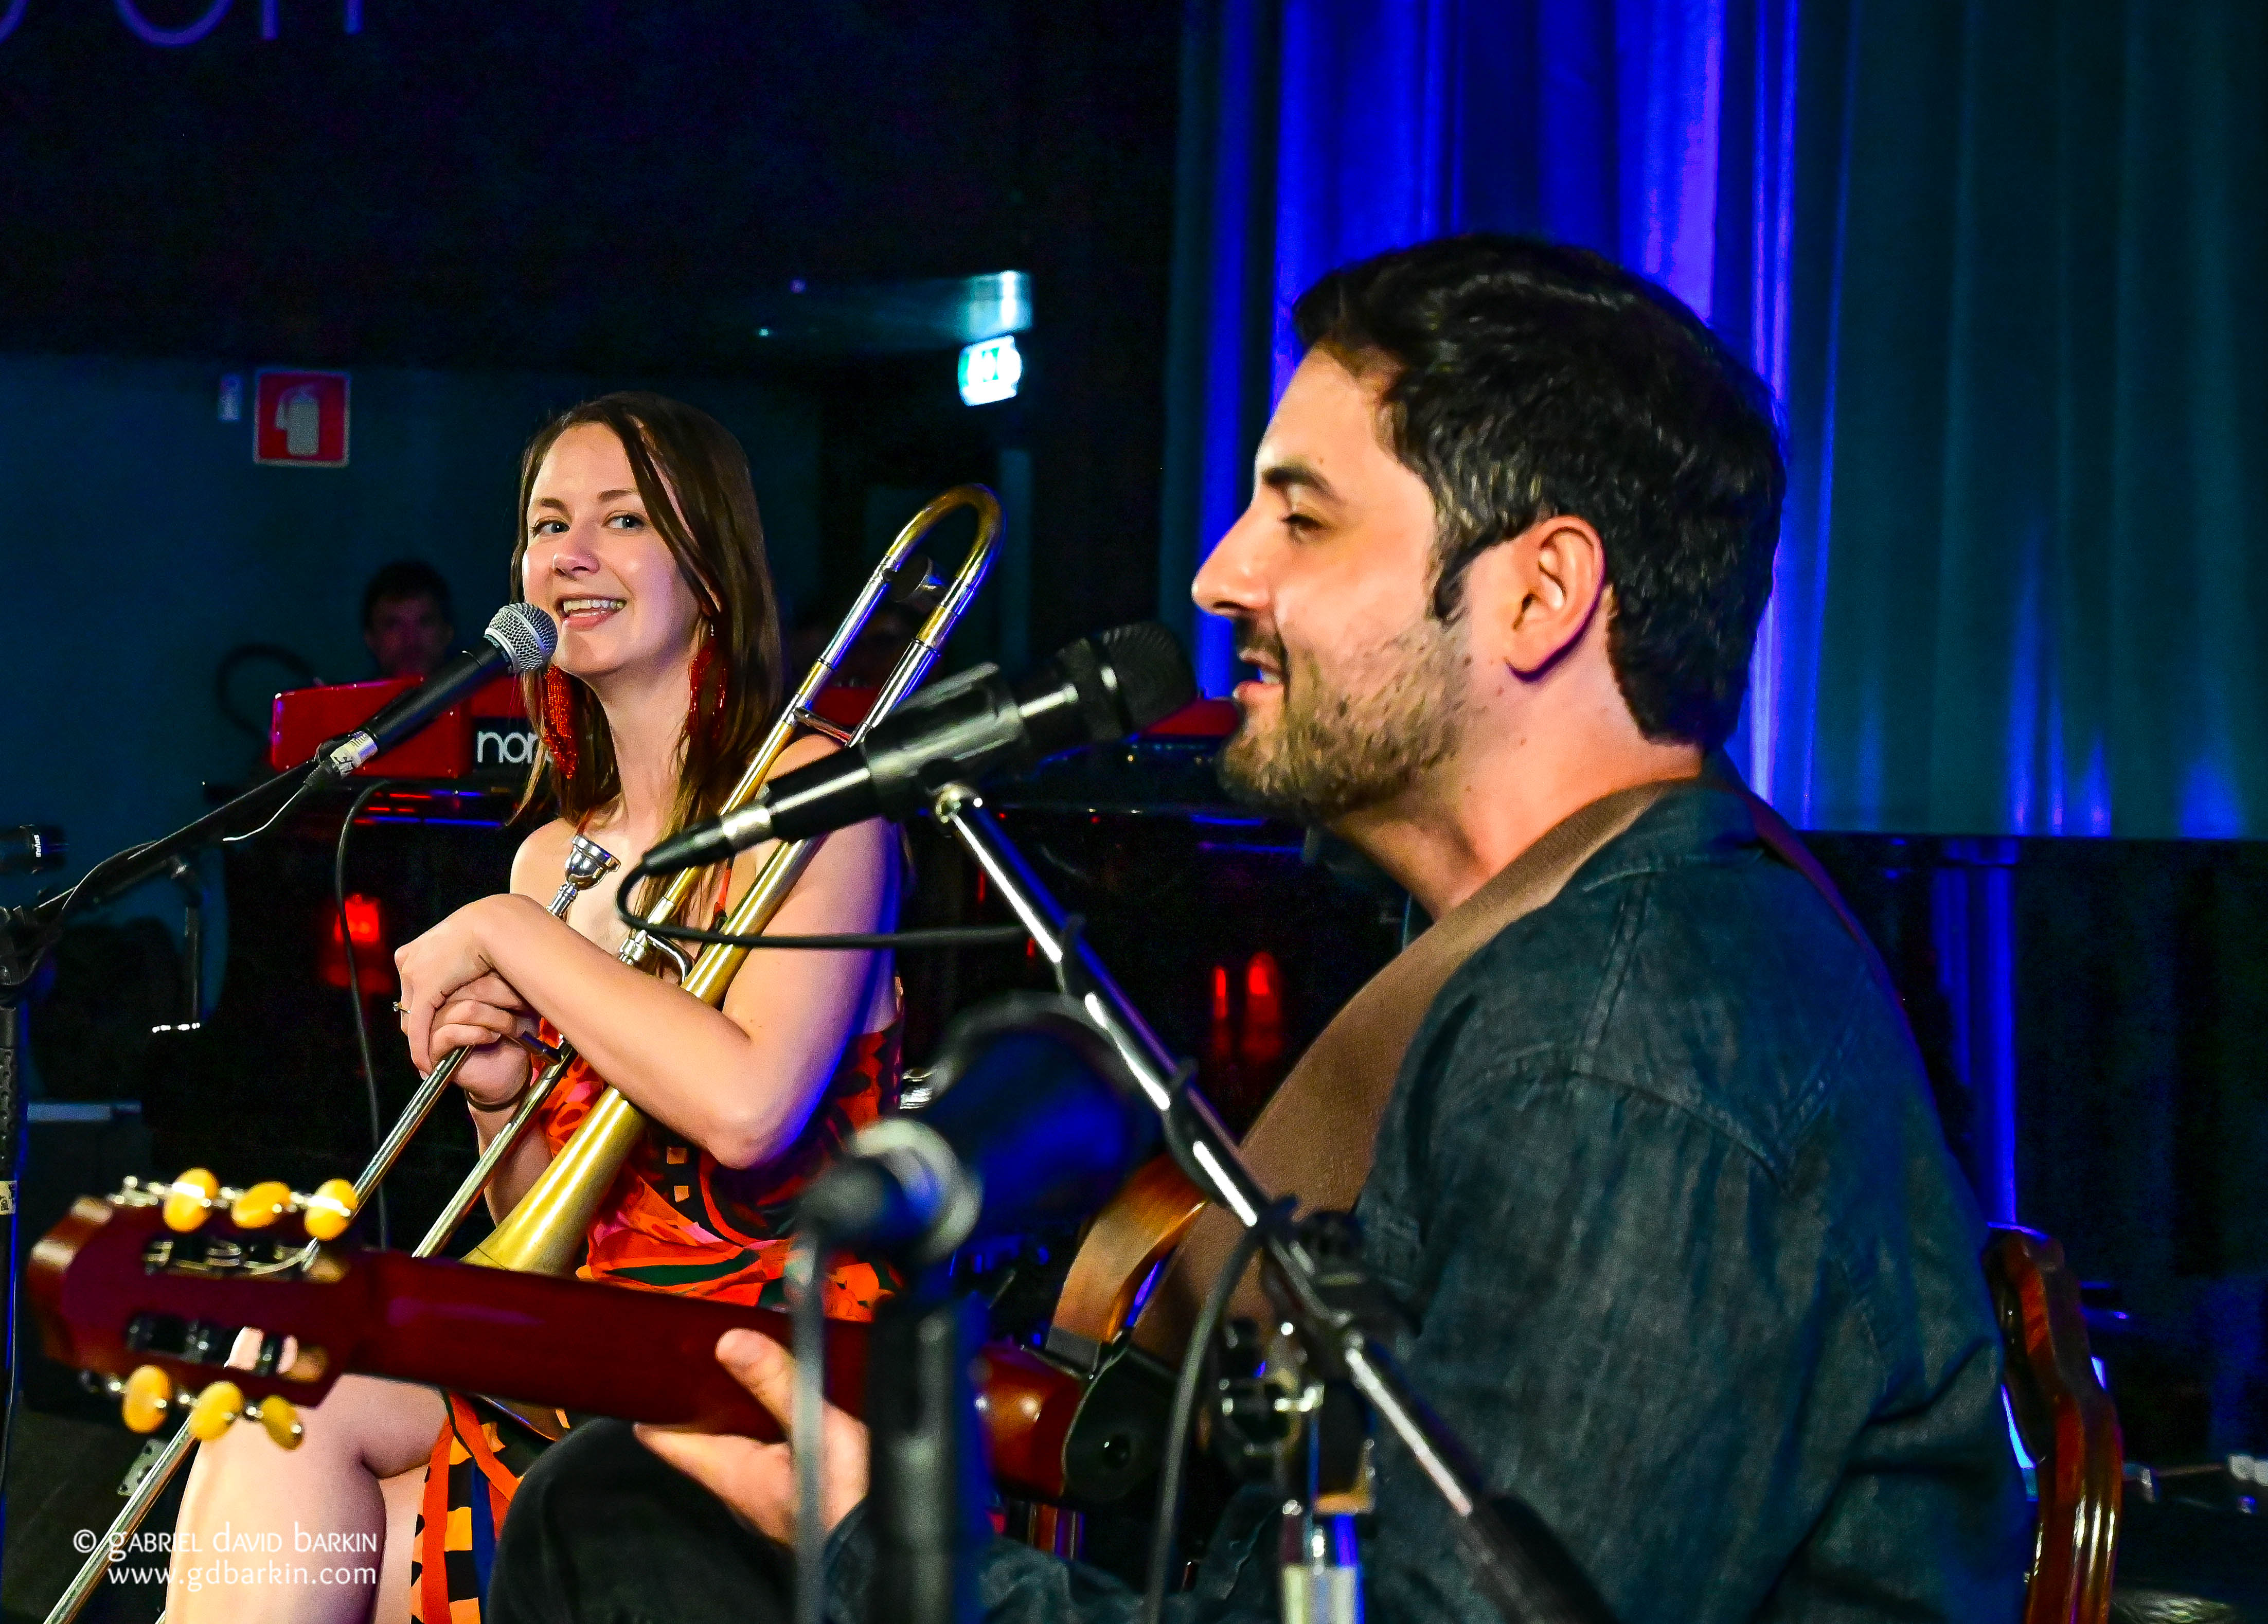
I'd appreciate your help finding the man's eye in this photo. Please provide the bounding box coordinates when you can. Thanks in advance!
[1283,511,1320,533]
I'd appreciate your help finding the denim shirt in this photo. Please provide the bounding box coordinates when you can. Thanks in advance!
[828,784,2032,1622]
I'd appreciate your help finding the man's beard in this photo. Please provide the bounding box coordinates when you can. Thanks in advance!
[1218,615,1469,825]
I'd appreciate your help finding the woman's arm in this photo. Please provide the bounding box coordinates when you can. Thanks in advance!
[467,824,586,1217]
[397,739,898,1170]
[413,821,579,1219]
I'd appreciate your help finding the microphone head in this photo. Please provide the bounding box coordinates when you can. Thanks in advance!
[1085,621,1197,734]
[485,603,559,673]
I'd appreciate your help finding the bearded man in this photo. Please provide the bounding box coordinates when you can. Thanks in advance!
[488,237,2030,1623]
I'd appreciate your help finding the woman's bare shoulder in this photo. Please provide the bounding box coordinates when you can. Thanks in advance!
[508,817,578,898]
[717,730,887,902]
[767,730,840,778]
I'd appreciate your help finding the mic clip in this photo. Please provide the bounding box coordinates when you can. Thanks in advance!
[324,732,379,778]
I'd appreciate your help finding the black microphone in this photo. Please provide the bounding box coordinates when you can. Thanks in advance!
[320,603,557,777]
[637,620,1194,876]
[798,995,1158,1264]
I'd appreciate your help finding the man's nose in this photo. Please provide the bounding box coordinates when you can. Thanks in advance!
[1192,507,1265,617]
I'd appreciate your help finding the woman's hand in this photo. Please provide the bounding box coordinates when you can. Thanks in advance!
[637,1330,868,1544]
[395,894,539,1073]
[419,973,538,1104]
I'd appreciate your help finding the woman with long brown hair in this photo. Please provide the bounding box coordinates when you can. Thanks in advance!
[168,392,903,1624]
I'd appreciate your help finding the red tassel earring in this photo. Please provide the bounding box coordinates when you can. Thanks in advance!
[688,629,725,745]
[541,669,579,780]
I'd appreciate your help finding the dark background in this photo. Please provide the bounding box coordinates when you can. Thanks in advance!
[0,0,1186,992]
[1,0,1181,647]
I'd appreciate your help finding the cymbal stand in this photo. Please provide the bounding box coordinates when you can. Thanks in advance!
[931,783,1608,1624]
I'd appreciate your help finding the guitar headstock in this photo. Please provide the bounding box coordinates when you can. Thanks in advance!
[29,1173,372,1445]
[29,1175,912,1476]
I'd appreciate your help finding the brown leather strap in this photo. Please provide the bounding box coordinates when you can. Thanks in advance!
[1132,778,1681,1353]
[1737,786,1901,1003]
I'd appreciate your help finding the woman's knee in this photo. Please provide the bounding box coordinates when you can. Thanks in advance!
[306,1376,446,1477]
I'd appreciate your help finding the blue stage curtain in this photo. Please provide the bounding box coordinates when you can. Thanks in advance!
[1779,0,2268,837]
[1162,0,2268,840]
[1157,0,1797,720]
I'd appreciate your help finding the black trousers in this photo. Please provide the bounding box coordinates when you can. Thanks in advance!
[488,1418,795,1624]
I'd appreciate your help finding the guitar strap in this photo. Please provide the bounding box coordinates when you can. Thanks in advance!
[1132,769,1892,1353]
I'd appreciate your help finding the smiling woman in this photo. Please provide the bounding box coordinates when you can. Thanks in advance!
[510,396,788,865]
[166,393,905,1624]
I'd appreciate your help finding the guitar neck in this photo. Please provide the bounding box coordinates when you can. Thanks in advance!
[32,1195,1102,1505]
[342,1251,867,1435]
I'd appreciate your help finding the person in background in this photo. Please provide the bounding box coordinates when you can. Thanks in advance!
[363,559,456,679]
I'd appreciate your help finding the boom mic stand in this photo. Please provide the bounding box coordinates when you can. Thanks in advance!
[0,753,349,1574]
[928,783,1610,1624]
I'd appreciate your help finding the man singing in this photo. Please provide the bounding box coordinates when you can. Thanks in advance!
[490,236,2030,1622]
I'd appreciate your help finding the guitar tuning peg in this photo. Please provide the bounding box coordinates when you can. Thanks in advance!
[162,1169,221,1234]
[186,1380,305,1450]
[187,1380,243,1442]
[232,1177,361,1239]
[120,1365,173,1433]
[112,1367,305,1451]
[228,1181,293,1230]
[301,1179,359,1242]
[255,1393,305,1449]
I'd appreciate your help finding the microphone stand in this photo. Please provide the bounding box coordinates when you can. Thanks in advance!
[930,783,1605,1624]
[0,755,334,1574]
[865,1266,993,1624]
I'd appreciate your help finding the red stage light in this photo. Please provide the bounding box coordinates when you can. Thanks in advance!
[320,895,395,994]
[1239,951,1282,1068]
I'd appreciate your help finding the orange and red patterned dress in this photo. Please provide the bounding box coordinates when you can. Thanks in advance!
[408,1016,901,1622]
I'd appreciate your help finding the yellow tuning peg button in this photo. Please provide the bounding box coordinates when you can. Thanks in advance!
[121,1366,173,1434]
[163,1168,219,1233]
[230,1181,293,1230]
[301,1178,358,1242]
[254,1395,305,1449]
[186,1380,244,1443]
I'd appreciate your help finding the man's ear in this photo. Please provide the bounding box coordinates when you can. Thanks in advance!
[1463,515,1608,679]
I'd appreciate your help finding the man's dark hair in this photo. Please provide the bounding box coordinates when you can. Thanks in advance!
[1292,235,1784,752]
[361,559,453,630]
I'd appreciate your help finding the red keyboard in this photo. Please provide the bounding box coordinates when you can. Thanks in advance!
[268,675,535,779]
[266,678,909,779]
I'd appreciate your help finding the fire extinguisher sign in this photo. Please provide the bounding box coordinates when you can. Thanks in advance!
[254,370,351,467]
